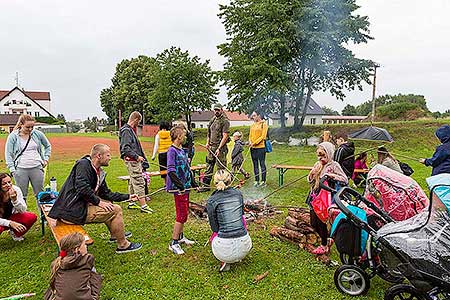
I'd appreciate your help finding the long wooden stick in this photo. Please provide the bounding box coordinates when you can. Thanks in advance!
[256,173,310,202]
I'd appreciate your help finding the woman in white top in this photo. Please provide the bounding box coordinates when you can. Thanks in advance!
[0,173,37,241]
[5,114,52,207]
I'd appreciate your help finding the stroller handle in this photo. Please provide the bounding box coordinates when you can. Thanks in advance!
[335,186,395,224]
[335,187,388,236]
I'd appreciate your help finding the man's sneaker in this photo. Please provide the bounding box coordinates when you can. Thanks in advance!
[259,181,267,188]
[253,181,259,187]
[169,243,185,255]
[127,202,140,210]
[9,230,24,242]
[115,242,142,254]
[219,262,230,272]
[179,236,195,246]
[109,231,132,242]
[140,206,154,214]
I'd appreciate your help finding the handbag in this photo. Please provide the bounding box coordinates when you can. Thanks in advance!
[399,161,414,176]
[265,139,272,153]
[310,185,332,223]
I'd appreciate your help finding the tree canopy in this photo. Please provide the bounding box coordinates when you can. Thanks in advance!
[218,0,373,128]
[100,49,218,128]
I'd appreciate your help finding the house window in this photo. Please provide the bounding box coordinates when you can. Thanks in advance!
[12,100,16,104]
[310,118,316,125]
[27,111,32,115]
[35,112,40,117]
[200,124,204,128]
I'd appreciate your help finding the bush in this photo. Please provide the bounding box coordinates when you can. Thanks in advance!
[377,102,429,121]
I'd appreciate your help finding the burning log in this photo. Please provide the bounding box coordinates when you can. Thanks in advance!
[189,202,207,219]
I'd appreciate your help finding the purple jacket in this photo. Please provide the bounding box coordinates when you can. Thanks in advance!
[166,145,193,193]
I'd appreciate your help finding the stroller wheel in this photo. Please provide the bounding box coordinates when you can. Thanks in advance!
[384,284,426,300]
[334,265,370,296]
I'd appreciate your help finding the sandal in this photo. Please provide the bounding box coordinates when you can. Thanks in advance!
[312,245,329,255]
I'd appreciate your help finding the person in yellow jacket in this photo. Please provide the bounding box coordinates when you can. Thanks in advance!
[152,121,172,181]
[249,111,268,187]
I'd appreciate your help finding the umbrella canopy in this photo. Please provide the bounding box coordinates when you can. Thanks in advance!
[348,126,394,142]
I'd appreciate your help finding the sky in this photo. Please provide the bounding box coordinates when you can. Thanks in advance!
[1,0,449,120]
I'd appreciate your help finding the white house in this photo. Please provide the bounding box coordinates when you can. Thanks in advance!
[323,115,369,124]
[0,86,54,118]
[182,110,252,129]
[268,99,326,126]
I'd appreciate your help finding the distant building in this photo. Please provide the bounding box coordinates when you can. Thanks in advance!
[0,86,54,118]
[181,110,252,129]
[268,99,326,126]
[0,114,20,132]
[322,115,368,124]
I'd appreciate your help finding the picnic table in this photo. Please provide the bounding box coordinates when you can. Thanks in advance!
[117,164,206,182]
[271,164,313,187]
[40,203,93,249]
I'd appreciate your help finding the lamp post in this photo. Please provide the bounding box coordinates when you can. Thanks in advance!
[371,63,380,123]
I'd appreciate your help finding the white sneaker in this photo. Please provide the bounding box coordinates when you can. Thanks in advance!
[253,182,259,187]
[179,236,195,246]
[169,243,185,255]
[9,230,24,242]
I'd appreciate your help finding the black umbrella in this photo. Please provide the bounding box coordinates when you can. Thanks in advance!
[348,126,394,143]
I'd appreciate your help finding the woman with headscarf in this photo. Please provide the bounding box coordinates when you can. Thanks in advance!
[308,141,348,255]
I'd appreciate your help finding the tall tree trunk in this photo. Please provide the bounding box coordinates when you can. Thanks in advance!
[299,83,314,127]
[293,68,306,129]
[185,113,192,131]
[279,94,286,128]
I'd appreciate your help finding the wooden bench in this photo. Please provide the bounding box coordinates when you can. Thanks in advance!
[118,164,206,182]
[40,204,94,248]
[272,164,313,187]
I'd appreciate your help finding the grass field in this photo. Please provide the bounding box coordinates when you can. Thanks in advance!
[0,120,447,299]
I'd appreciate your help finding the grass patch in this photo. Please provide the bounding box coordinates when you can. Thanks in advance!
[0,120,445,299]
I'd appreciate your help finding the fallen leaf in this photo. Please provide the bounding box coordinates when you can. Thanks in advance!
[254,271,269,283]
[150,249,157,256]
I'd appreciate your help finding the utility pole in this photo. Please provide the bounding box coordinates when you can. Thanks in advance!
[118,109,122,129]
[371,63,380,123]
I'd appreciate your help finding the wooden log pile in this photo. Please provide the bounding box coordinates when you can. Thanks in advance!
[270,207,331,264]
[189,202,208,219]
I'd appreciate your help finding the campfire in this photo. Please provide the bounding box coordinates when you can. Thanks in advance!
[270,207,331,264]
[188,199,281,222]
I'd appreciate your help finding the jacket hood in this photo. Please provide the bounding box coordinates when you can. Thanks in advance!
[318,141,336,164]
[436,125,450,143]
[345,141,355,151]
[60,253,94,270]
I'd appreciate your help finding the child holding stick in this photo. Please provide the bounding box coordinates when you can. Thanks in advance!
[231,131,250,179]
[166,126,198,255]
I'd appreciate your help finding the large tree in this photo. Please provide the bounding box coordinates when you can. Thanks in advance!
[218,0,373,129]
[150,47,219,129]
[218,0,300,127]
[100,55,158,124]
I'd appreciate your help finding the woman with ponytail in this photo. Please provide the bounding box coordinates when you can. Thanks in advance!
[45,232,102,300]
[206,170,252,272]
[307,142,348,255]
[5,114,51,207]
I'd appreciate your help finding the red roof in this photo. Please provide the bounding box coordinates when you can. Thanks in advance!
[188,111,251,122]
[0,89,50,101]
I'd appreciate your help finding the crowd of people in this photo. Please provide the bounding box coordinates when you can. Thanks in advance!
[1,111,449,299]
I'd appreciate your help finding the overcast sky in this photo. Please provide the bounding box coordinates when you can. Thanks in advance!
[1,0,449,120]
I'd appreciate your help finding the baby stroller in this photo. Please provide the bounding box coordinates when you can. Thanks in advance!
[333,182,450,299]
[331,165,429,275]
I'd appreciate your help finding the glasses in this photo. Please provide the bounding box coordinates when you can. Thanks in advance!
[317,151,326,157]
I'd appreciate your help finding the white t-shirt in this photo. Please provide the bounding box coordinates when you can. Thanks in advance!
[17,137,42,169]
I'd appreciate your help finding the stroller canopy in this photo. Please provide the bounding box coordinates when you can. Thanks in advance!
[426,173,450,212]
[364,164,429,221]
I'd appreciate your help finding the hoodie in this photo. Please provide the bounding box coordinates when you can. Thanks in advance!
[308,142,348,187]
[425,125,450,176]
[334,141,355,178]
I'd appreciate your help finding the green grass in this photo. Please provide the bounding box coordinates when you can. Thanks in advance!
[0,120,446,299]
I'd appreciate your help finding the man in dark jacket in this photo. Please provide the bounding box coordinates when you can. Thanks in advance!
[119,111,152,213]
[334,133,355,179]
[420,125,450,176]
[48,144,142,254]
